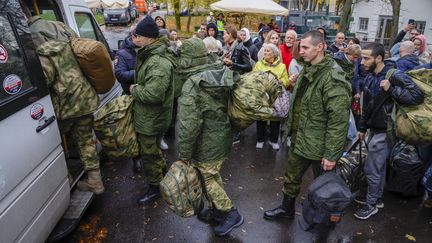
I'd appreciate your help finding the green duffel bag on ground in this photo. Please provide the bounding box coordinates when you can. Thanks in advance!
[160,161,204,217]
[228,71,283,130]
[93,95,139,159]
[394,68,432,143]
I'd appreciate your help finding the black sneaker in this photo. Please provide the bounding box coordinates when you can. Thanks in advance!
[354,196,384,209]
[214,208,244,236]
[354,204,378,220]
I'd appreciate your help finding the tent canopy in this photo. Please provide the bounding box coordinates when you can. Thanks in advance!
[210,0,289,16]
[85,0,129,9]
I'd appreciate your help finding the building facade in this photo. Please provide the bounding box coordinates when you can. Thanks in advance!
[349,0,432,47]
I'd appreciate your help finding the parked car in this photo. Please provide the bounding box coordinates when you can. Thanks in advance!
[135,0,147,13]
[104,8,131,26]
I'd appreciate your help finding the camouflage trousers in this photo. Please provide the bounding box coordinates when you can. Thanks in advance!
[137,134,165,186]
[59,115,100,171]
[283,145,322,197]
[195,158,233,212]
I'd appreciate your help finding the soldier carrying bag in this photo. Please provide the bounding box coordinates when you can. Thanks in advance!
[160,161,205,217]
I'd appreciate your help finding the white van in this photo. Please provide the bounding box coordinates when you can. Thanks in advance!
[0,0,122,242]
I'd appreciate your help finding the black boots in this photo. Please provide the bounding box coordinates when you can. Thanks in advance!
[214,208,244,236]
[132,157,143,174]
[137,184,160,205]
[264,194,295,220]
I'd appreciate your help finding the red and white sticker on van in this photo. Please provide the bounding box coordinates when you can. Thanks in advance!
[30,103,44,120]
[0,44,8,63]
[3,74,22,95]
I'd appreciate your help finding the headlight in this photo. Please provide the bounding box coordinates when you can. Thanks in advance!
[104,13,108,18]
[121,13,126,18]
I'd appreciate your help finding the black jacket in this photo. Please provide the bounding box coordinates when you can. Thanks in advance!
[114,36,137,94]
[229,42,252,74]
[243,39,259,62]
[359,62,424,133]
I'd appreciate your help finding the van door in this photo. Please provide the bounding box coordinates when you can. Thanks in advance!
[0,11,69,243]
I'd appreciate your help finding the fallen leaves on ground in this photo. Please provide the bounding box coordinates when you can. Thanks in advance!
[405,234,416,242]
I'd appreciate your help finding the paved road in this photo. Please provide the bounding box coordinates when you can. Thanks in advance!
[64,125,432,243]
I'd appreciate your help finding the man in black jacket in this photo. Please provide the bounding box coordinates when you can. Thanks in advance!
[354,43,424,220]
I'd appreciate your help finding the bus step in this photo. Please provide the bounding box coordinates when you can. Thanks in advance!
[47,189,94,242]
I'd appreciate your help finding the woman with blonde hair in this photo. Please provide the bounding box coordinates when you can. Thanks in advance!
[253,43,289,150]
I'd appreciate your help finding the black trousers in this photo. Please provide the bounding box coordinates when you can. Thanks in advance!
[256,121,280,143]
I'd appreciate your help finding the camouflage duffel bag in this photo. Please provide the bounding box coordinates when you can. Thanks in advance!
[394,68,432,143]
[93,95,139,159]
[160,161,204,217]
[228,71,283,130]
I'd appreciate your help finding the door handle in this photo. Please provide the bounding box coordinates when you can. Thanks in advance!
[36,115,56,133]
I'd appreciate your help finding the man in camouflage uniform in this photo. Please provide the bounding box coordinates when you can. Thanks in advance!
[177,38,244,236]
[130,16,176,205]
[20,2,104,194]
[264,30,352,220]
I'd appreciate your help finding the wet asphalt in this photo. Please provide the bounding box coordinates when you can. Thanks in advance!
[63,124,432,243]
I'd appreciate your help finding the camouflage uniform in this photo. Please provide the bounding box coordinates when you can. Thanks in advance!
[282,54,351,197]
[178,62,238,212]
[137,134,165,185]
[132,36,176,185]
[32,20,101,172]
[195,158,233,212]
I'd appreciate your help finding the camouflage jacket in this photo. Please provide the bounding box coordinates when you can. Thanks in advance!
[28,16,77,47]
[284,54,351,162]
[177,67,237,162]
[37,41,99,120]
[173,37,223,98]
[132,36,176,135]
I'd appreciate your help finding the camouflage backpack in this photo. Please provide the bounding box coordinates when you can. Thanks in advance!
[93,95,139,159]
[389,68,432,143]
[160,161,204,217]
[228,71,283,129]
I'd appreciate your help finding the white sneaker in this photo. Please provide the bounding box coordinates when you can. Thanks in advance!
[160,138,169,150]
[269,142,280,150]
[256,142,264,149]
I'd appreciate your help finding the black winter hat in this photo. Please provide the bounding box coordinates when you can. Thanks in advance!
[136,16,159,38]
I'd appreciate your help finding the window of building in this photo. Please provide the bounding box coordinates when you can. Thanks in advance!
[359,17,369,31]
[415,21,426,34]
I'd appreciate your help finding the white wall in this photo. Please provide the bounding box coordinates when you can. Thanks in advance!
[350,0,432,47]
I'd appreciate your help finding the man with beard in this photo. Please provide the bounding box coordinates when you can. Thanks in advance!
[354,42,423,220]
[263,30,351,220]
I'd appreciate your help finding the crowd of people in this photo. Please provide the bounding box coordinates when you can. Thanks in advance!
[26,1,432,236]
[111,13,432,235]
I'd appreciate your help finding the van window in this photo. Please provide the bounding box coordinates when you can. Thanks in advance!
[0,12,49,121]
[40,9,59,21]
[74,12,97,40]
[0,14,34,104]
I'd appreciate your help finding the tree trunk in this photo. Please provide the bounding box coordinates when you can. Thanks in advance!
[172,0,181,30]
[389,0,401,43]
[186,1,195,32]
[339,0,353,33]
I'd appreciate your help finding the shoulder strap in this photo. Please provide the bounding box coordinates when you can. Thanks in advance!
[385,68,397,81]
